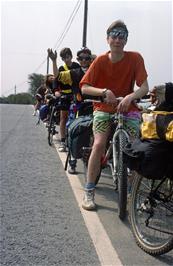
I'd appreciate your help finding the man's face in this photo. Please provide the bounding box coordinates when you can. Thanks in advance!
[107,28,127,52]
[61,54,72,66]
[77,52,91,68]
[48,75,55,82]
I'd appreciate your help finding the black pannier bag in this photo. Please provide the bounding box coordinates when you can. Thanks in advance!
[67,115,93,159]
[123,138,173,180]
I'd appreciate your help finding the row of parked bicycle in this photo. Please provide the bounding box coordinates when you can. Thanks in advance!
[34,83,173,256]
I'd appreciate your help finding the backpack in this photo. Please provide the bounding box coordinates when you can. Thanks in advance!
[123,138,173,180]
[141,83,173,142]
[67,115,93,159]
[39,104,49,121]
[125,87,173,180]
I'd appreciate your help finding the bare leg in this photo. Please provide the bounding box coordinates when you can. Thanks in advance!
[59,110,68,140]
[82,128,110,210]
[87,129,110,184]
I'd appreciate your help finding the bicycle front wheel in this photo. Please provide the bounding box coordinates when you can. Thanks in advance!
[115,132,128,220]
[130,175,173,256]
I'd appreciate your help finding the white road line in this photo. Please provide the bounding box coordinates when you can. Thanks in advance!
[54,142,123,266]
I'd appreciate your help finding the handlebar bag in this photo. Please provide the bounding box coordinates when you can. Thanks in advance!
[141,111,173,142]
[123,138,173,180]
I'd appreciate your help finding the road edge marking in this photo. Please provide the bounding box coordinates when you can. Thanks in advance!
[54,143,123,266]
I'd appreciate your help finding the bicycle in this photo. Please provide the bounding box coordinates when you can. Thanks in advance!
[46,95,60,146]
[129,166,173,255]
[64,100,94,173]
[82,97,131,220]
[35,98,45,125]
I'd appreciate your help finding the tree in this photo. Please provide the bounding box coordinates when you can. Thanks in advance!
[0,93,34,104]
[28,73,44,96]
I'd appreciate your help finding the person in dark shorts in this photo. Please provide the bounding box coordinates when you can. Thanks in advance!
[57,48,80,152]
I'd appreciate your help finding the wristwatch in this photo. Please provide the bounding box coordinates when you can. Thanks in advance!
[102,88,108,98]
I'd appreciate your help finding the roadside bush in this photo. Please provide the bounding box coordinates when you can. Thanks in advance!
[0,93,34,104]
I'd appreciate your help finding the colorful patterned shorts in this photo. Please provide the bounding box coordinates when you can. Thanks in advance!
[93,111,141,138]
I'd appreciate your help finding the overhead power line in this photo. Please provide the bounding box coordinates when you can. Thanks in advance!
[33,0,82,74]
[12,0,82,94]
[53,0,82,50]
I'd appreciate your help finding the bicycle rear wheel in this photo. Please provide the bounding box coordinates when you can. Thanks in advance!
[116,132,128,220]
[48,106,56,146]
[130,175,173,256]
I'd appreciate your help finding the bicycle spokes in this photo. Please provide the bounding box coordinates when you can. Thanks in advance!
[130,176,173,255]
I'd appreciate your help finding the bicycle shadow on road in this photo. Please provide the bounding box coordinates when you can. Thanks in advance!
[95,183,130,225]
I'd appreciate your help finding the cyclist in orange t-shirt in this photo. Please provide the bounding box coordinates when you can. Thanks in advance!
[80,20,149,210]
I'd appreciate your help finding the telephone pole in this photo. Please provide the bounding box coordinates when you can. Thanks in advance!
[46,56,49,74]
[14,85,16,95]
[82,0,88,47]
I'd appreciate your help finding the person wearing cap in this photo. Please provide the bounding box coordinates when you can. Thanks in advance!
[48,46,93,174]
[80,20,149,210]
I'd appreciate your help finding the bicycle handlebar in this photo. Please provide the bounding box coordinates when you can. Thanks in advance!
[83,96,123,103]
[83,95,152,106]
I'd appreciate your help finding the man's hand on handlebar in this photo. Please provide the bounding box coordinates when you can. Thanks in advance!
[83,90,135,113]
[103,89,118,105]
[116,94,133,113]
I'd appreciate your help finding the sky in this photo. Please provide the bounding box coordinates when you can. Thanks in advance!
[1,0,173,96]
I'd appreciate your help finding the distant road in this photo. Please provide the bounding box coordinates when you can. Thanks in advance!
[0,104,172,266]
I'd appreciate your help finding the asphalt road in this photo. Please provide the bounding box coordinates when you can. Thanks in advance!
[0,104,172,266]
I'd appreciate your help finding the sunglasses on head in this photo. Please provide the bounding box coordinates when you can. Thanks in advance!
[108,29,128,40]
[77,56,91,61]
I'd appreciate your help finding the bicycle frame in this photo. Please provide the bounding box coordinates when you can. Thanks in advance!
[105,113,130,184]
[47,97,60,145]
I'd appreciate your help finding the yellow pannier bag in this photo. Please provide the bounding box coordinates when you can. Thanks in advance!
[141,111,173,142]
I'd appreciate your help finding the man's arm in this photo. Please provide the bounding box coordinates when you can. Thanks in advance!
[47,49,59,78]
[130,79,149,101]
[81,84,105,96]
[47,48,73,85]
[81,84,118,104]
[117,79,149,112]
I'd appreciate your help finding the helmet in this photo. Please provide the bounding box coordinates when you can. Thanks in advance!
[39,104,49,121]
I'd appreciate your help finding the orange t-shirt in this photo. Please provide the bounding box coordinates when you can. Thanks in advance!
[80,51,148,113]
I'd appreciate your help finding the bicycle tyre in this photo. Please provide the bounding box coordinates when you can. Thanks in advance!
[116,132,128,220]
[130,175,173,256]
[48,106,55,146]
